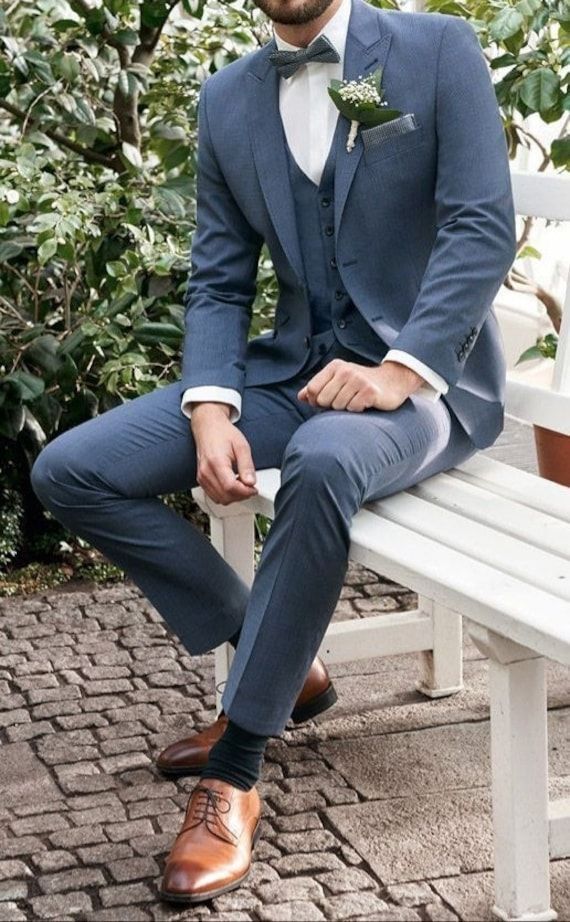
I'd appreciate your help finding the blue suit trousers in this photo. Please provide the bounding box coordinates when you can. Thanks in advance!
[31,338,478,735]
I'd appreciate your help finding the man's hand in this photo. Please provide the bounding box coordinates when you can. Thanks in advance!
[190,403,257,506]
[297,359,425,413]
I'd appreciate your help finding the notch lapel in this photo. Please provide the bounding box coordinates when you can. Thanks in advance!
[246,41,305,285]
[334,2,392,236]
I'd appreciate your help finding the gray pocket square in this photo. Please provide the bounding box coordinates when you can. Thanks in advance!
[361,113,419,149]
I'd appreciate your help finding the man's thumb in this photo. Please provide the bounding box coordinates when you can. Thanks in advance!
[234,440,256,486]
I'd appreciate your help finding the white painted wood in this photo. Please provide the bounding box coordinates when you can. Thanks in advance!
[505,171,570,430]
[367,491,570,598]
[451,455,570,520]
[317,609,433,663]
[469,627,555,922]
[549,799,570,860]
[416,600,463,698]
[511,171,570,223]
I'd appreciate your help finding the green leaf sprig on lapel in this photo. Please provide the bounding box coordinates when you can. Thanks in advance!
[328,67,402,152]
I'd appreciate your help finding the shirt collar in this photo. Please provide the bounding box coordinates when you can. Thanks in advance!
[272,0,351,63]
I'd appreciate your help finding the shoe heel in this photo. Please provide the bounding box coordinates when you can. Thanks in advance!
[291,681,338,724]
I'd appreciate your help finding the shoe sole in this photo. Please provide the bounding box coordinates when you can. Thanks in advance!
[156,682,338,779]
[290,681,338,724]
[158,820,262,905]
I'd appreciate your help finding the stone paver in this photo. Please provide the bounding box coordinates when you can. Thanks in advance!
[1,419,569,921]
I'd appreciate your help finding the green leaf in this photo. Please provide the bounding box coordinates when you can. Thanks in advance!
[115,29,139,45]
[38,238,58,265]
[3,371,45,402]
[516,0,542,15]
[515,344,542,364]
[0,405,25,439]
[121,141,143,170]
[25,334,61,376]
[551,135,570,169]
[0,241,23,262]
[518,244,541,259]
[489,7,524,40]
[54,51,80,83]
[520,69,560,113]
[132,322,183,347]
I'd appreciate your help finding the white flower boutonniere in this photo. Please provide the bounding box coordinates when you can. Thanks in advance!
[328,67,402,152]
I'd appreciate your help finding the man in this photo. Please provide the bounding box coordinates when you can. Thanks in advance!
[31,0,517,905]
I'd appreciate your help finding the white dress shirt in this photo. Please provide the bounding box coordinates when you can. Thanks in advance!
[182,0,448,421]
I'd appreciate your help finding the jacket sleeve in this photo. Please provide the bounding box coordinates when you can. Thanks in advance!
[180,77,263,398]
[389,16,517,387]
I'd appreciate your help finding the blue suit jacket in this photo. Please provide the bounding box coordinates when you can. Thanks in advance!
[181,0,517,449]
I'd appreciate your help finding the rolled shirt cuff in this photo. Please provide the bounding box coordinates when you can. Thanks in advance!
[382,349,449,401]
[181,387,242,424]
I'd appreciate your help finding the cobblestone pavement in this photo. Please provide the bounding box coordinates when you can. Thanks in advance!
[1,420,569,922]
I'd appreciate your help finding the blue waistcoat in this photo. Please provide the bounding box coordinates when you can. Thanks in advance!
[284,124,390,367]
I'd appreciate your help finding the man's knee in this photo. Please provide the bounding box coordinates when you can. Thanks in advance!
[281,416,364,504]
[31,428,98,511]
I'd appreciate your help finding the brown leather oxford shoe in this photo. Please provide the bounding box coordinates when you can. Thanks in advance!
[156,655,336,778]
[159,778,261,904]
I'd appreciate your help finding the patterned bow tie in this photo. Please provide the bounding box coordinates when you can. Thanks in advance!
[269,34,340,80]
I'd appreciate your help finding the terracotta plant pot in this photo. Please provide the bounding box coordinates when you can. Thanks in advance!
[533,424,570,487]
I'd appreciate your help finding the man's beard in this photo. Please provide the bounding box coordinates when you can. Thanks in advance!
[253,0,337,26]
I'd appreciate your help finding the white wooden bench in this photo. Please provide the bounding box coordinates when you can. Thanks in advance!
[192,171,570,922]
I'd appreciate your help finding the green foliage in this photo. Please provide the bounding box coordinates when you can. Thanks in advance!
[0,0,276,458]
[516,331,559,363]
[426,0,569,168]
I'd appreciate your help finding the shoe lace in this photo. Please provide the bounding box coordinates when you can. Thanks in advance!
[183,785,238,846]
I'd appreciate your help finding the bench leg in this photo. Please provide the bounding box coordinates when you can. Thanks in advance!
[416,599,463,698]
[469,626,556,922]
[208,512,256,715]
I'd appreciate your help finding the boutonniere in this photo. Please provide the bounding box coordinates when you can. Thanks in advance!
[328,67,402,152]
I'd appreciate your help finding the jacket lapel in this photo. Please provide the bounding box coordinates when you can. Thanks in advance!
[334,1,392,236]
[246,40,305,285]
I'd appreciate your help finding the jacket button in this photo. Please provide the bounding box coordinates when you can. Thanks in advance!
[324,225,334,236]
[330,256,337,269]
[321,197,331,208]
[337,318,347,329]
[335,290,345,300]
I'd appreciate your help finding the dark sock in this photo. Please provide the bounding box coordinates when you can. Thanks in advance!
[201,718,268,791]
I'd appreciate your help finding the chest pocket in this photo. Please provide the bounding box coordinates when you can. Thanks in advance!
[361,119,426,166]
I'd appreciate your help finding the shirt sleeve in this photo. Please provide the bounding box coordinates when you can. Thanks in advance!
[382,349,449,402]
[181,387,242,423]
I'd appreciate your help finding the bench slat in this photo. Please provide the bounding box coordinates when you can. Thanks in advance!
[407,472,570,559]
[451,455,570,520]
[367,490,570,601]
[349,509,570,666]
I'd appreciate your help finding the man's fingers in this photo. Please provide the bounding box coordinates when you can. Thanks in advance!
[233,436,257,488]
[332,380,362,410]
[298,361,339,404]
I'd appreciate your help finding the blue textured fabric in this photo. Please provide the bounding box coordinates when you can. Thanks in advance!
[181,0,517,449]
[31,367,477,736]
[285,131,339,335]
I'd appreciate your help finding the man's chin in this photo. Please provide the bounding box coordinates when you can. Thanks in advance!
[254,0,337,26]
